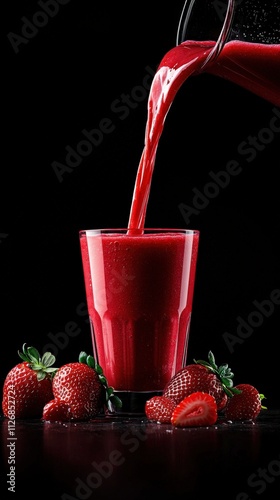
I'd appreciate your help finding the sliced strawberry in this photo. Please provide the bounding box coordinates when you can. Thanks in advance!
[42,399,72,422]
[224,383,266,421]
[171,391,218,428]
[145,396,177,423]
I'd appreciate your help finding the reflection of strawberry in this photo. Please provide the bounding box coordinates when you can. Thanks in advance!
[43,351,122,422]
[2,344,57,419]
[164,351,239,410]
[145,396,177,423]
[224,384,266,421]
[171,392,218,427]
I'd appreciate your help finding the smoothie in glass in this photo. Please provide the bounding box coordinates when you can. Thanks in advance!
[80,229,199,400]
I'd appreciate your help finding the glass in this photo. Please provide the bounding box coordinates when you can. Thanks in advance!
[79,228,199,415]
[177,0,280,46]
[176,0,280,106]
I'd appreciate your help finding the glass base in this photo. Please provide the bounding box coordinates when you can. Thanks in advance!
[110,391,162,416]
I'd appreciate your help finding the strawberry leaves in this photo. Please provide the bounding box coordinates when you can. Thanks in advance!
[78,351,122,412]
[259,394,267,410]
[18,343,57,381]
[194,350,242,397]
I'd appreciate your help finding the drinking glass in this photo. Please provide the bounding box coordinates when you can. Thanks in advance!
[79,228,199,414]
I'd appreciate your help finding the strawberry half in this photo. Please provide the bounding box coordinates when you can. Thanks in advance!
[171,391,218,427]
[145,396,177,423]
[224,383,266,421]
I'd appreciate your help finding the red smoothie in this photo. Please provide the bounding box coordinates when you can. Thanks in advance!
[80,229,199,392]
[80,34,279,406]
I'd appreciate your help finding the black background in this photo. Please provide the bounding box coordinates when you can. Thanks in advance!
[1,1,279,410]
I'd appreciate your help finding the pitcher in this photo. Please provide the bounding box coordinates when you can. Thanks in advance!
[176,0,280,106]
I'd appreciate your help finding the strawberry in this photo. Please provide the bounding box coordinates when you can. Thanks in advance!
[224,383,266,421]
[44,351,122,422]
[42,398,72,422]
[145,396,177,423]
[171,391,218,427]
[164,351,239,410]
[2,344,57,419]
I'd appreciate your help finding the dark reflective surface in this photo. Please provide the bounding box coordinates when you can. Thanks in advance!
[1,411,279,500]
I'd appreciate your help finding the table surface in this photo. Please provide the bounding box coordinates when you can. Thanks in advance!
[1,410,280,500]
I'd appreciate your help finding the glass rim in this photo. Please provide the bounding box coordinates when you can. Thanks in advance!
[79,228,200,236]
[176,0,280,46]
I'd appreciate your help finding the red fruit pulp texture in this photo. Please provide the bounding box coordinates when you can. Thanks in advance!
[171,392,218,428]
[80,231,199,391]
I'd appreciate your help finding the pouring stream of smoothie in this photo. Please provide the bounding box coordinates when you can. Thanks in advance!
[127,39,280,232]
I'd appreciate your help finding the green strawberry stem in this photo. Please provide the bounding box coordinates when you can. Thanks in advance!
[194,350,242,398]
[259,394,267,410]
[18,343,58,381]
[79,351,122,412]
